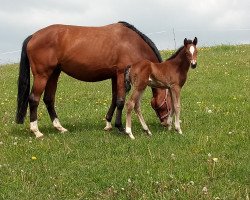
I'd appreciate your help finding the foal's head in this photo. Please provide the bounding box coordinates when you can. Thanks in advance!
[184,37,198,68]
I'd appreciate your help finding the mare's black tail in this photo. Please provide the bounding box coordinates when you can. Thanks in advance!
[16,35,32,124]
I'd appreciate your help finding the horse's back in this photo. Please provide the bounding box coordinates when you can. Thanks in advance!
[27,23,159,81]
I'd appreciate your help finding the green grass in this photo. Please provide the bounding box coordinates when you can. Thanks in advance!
[0,45,249,199]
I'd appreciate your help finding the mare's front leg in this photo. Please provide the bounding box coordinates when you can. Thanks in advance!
[114,70,126,132]
[104,78,117,131]
[171,86,182,134]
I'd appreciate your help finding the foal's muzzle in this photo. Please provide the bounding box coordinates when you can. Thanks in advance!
[191,63,197,69]
[191,60,197,69]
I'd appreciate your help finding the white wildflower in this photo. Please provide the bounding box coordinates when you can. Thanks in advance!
[202,186,208,195]
[189,181,194,185]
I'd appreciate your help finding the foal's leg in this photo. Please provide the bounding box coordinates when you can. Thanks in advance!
[104,78,117,131]
[171,86,182,134]
[166,109,174,131]
[134,97,152,136]
[125,89,147,139]
[29,75,49,138]
[166,89,174,131]
[43,68,67,133]
[125,96,136,140]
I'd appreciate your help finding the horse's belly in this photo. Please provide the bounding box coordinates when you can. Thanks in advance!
[61,64,116,82]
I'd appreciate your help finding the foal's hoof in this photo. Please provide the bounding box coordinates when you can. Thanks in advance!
[144,129,152,136]
[175,129,183,135]
[127,133,135,140]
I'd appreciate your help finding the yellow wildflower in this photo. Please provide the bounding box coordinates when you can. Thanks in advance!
[32,156,37,160]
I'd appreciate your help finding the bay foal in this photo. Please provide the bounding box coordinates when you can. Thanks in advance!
[126,37,198,139]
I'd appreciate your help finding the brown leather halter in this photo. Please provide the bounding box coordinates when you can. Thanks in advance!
[152,89,171,122]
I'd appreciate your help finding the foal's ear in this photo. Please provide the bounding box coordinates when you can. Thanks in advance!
[184,38,188,46]
[193,37,198,45]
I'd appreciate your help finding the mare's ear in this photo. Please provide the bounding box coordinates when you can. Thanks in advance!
[193,37,198,45]
[184,38,188,46]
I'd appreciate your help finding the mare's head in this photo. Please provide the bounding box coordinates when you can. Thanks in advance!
[151,89,172,126]
[184,37,198,68]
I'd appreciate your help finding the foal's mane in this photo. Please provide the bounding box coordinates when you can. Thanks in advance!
[118,21,162,62]
[167,40,192,61]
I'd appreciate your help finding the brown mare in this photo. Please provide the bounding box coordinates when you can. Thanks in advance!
[15,21,172,138]
[125,37,198,139]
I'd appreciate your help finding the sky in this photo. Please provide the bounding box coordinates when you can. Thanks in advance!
[0,0,249,64]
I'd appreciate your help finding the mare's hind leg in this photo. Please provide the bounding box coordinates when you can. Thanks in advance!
[29,76,49,138]
[134,99,152,136]
[104,78,117,131]
[43,68,67,133]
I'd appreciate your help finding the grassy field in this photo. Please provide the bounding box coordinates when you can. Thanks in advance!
[0,45,249,199]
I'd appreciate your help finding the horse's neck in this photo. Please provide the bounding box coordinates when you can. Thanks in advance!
[155,49,190,87]
[167,49,190,72]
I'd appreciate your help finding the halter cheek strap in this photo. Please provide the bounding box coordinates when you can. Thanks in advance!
[153,89,171,121]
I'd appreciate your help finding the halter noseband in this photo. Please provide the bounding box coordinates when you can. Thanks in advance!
[152,89,171,121]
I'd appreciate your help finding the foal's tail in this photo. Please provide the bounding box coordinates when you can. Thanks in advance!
[125,66,131,94]
[16,35,32,124]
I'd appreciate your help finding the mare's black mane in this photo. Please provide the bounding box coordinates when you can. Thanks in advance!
[118,21,162,63]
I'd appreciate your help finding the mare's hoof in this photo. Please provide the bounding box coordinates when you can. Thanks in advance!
[104,121,112,131]
[58,127,68,133]
[104,126,112,131]
[115,124,125,133]
[35,134,44,140]
[31,130,44,139]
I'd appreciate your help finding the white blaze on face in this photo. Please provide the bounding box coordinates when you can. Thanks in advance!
[189,45,196,65]
[189,46,195,56]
